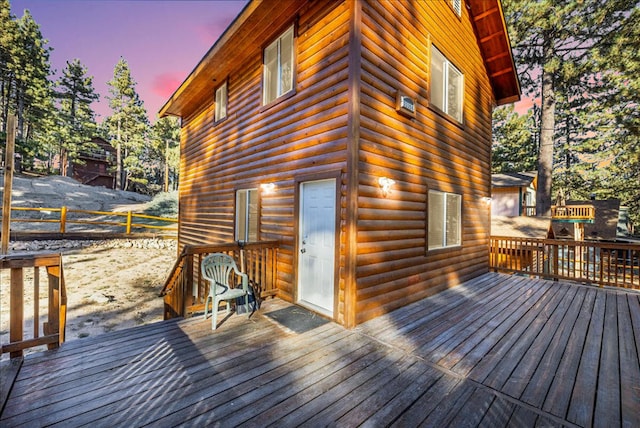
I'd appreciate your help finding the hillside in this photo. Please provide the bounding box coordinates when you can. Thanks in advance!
[1,173,151,212]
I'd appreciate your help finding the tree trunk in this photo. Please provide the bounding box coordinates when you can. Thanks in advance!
[536,36,555,217]
[116,118,122,190]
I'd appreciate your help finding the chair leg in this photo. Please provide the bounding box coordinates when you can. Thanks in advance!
[204,295,210,319]
[212,299,218,330]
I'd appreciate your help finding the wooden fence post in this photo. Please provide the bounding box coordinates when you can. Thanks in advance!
[126,211,132,234]
[60,206,67,233]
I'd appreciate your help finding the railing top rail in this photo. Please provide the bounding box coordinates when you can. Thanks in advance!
[182,240,280,255]
[491,236,640,250]
[1,252,62,268]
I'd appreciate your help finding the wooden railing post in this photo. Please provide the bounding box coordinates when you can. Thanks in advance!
[184,253,194,317]
[10,268,24,358]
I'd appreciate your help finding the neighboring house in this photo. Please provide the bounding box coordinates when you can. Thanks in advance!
[160,0,520,327]
[72,137,116,189]
[491,171,536,216]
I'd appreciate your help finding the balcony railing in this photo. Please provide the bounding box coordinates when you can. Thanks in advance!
[1,253,67,358]
[490,236,639,289]
[551,205,595,222]
[160,241,279,320]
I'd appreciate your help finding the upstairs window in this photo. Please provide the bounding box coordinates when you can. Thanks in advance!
[214,81,227,122]
[263,26,294,105]
[451,0,462,16]
[428,190,462,250]
[431,46,464,122]
[236,189,259,242]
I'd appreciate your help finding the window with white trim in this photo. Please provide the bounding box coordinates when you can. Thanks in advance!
[451,0,462,16]
[236,189,258,242]
[214,81,227,122]
[431,46,464,122]
[263,25,294,105]
[428,190,462,250]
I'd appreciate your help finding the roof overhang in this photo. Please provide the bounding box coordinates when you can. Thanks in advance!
[159,0,308,119]
[467,0,521,105]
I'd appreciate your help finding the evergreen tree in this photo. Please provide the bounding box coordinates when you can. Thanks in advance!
[105,57,149,191]
[502,0,635,216]
[11,9,51,141]
[151,116,180,192]
[492,104,538,174]
[55,59,99,176]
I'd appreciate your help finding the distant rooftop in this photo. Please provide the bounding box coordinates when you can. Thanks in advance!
[492,171,537,188]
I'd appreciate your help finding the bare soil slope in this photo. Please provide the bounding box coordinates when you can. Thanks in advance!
[1,174,178,356]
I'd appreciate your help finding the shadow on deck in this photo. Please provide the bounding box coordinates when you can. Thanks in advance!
[1,272,639,426]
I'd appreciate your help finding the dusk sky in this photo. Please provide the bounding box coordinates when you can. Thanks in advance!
[10,0,250,123]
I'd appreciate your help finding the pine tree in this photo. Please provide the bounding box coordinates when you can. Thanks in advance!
[55,59,99,176]
[502,0,635,216]
[151,116,180,192]
[492,104,538,174]
[105,57,149,190]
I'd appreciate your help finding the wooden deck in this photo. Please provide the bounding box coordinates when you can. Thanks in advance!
[2,273,639,427]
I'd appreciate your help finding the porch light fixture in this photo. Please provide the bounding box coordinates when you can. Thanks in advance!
[261,183,276,194]
[378,177,395,197]
[481,196,492,205]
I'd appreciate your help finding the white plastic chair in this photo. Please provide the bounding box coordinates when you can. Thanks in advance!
[202,253,250,330]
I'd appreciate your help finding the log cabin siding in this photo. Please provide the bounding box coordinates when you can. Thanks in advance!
[178,1,351,304]
[354,0,494,323]
[165,0,518,327]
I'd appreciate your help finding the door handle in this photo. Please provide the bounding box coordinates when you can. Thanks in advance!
[301,248,306,254]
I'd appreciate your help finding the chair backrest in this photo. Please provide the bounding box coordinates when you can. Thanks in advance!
[201,253,239,288]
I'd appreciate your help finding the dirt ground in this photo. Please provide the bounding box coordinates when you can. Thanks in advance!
[1,240,178,357]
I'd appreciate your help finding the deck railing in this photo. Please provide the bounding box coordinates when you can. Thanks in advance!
[0,253,67,358]
[160,241,279,320]
[551,205,595,222]
[490,236,640,289]
[10,206,177,235]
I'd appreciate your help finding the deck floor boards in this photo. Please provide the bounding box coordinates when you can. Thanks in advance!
[2,273,639,427]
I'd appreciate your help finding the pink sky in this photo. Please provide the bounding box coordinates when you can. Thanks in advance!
[11,0,249,123]
[10,0,530,123]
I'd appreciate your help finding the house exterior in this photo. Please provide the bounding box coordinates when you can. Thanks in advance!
[491,171,536,216]
[160,0,520,327]
[72,137,116,189]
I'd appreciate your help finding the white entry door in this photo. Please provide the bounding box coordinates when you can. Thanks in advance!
[298,179,336,317]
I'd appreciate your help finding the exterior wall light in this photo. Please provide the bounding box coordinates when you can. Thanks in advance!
[261,183,276,194]
[378,177,395,197]
[481,196,492,205]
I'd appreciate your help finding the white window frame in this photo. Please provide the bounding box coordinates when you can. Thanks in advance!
[214,81,227,122]
[235,188,259,242]
[451,0,462,16]
[428,190,462,250]
[430,46,464,122]
[263,25,294,105]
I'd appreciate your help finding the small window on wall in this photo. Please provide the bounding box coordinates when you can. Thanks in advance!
[428,190,462,250]
[236,189,258,242]
[214,81,227,122]
[430,46,464,122]
[263,25,294,105]
[451,0,462,16]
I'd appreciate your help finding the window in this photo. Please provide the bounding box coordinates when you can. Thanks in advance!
[263,26,294,105]
[430,46,463,122]
[451,0,462,16]
[428,190,461,250]
[236,189,259,242]
[214,81,227,122]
